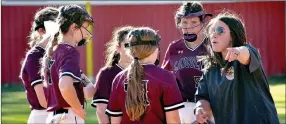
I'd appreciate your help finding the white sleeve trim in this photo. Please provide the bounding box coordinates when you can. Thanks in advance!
[60,72,81,81]
[31,79,42,86]
[91,102,97,107]
[164,102,185,111]
[93,99,109,103]
[105,109,122,115]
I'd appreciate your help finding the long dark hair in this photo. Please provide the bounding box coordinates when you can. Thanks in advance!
[104,26,134,67]
[125,27,161,121]
[201,11,248,73]
[41,4,94,83]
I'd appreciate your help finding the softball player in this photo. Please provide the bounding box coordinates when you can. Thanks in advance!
[91,26,134,123]
[106,27,185,123]
[41,4,94,123]
[161,1,214,123]
[19,7,58,124]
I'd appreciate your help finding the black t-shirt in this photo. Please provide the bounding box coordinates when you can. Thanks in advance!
[195,45,280,124]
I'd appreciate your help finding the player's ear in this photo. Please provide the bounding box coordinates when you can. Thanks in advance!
[69,23,78,33]
[38,28,46,35]
[116,44,121,53]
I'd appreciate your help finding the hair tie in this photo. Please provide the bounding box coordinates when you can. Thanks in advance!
[134,57,139,60]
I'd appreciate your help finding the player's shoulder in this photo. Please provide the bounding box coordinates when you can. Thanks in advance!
[114,69,127,79]
[168,39,184,48]
[27,46,45,57]
[158,67,176,81]
[57,44,79,56]
[25,47,44,63]
[100,65,121,75]
[147,66,176,83]
[111,69,127,86]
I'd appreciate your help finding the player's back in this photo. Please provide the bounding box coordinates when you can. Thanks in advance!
[20,46,46,110]
[107,64,184,123]
[47,43,84,111]
[91,64,123,107]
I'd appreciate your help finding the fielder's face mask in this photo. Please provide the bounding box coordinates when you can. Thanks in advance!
[62,11,94,46]
[124,31,161,66]
[177,11,213,42]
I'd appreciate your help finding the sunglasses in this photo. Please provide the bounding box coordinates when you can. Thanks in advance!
[81,25,93,40]
[211,26,225,35]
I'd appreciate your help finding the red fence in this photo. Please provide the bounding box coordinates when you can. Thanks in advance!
[2,2,285,83]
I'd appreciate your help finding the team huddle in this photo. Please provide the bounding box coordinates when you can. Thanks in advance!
[20,2,280,124]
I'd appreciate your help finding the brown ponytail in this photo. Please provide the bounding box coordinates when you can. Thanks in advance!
[125,27,161,121]
[126,56,145,121]
[41,33,60,85]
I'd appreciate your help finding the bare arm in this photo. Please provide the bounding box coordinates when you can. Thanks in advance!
[196,99,213,117]
[111,116,122,124]
[236,46,250,65]
[59,76,86,119]
[34,84,47,108]
[84,83,96,99]
[96,103,110,123]
[166,110,180,124]
[226,46,250,65]
[81,73,96,99]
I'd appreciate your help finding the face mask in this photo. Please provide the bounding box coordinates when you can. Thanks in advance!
[178,11,212,42]
[183,33,197,42]
[77,39,86,46]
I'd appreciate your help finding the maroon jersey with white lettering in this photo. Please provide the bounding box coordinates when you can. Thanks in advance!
[91,64,123,107]
[162,39,206,102]
[46,44,84,111]
[106,64,184,124]
[20,46,47,110]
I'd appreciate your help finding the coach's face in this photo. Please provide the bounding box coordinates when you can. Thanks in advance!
[179,17,203,35]
[209,20,232,52]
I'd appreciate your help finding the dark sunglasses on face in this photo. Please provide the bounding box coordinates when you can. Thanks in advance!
[213,26,225,35]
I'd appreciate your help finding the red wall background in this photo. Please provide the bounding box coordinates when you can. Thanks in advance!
[2,2,285,83]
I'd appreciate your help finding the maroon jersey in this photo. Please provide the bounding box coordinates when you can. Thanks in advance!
[46,44,84,111]
[162,39,206,102]
[106,64,184,123]
[20,46,47,110]
[91,64,123,107]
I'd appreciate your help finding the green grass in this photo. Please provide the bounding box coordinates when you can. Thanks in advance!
[2,77,285,123]
[270,84,286,124]
[1,84,97,124]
